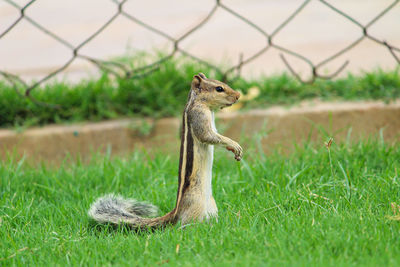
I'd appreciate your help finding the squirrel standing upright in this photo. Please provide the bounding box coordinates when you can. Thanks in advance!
[89,73,243,228]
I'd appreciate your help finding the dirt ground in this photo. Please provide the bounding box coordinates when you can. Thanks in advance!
[1,100,399,164]
[1,0,399,82]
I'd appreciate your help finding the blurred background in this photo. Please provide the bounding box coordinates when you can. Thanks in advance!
[1,0,399,83]
[0,0,399,163]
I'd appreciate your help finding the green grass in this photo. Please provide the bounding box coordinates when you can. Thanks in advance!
[0,55,399,128]
[1,139,400,266]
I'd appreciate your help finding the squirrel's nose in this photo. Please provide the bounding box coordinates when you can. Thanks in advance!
[236,92,241,100]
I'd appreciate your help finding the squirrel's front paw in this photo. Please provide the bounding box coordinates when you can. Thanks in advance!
[226,142,243,161]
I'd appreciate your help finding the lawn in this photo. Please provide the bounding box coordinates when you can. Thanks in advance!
[1,139,400,266]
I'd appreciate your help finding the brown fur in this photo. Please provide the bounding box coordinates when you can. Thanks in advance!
[88,73,243,228]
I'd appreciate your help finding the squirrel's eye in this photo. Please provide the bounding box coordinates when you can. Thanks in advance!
[215,86,224,92]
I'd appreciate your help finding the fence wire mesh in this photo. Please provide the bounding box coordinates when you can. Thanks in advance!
[1,0,399,105]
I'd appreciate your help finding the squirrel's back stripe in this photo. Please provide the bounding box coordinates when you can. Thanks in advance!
[175,90,195,214]
[175,112,187,210]
[183,118,194,193]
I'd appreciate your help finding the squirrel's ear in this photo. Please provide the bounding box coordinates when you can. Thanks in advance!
[192,73,205,89]
[197,73,207,79]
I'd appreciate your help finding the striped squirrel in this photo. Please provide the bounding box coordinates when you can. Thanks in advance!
[88,73,243,228]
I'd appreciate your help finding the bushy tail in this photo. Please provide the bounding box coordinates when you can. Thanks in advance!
[88,194,175,228]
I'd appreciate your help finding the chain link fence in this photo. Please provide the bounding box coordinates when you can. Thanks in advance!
[1,0,399,105]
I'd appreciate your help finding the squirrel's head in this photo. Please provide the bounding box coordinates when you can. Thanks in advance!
[191,73,240,110]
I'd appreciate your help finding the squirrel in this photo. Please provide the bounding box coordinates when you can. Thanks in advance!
[88,73,243,228]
